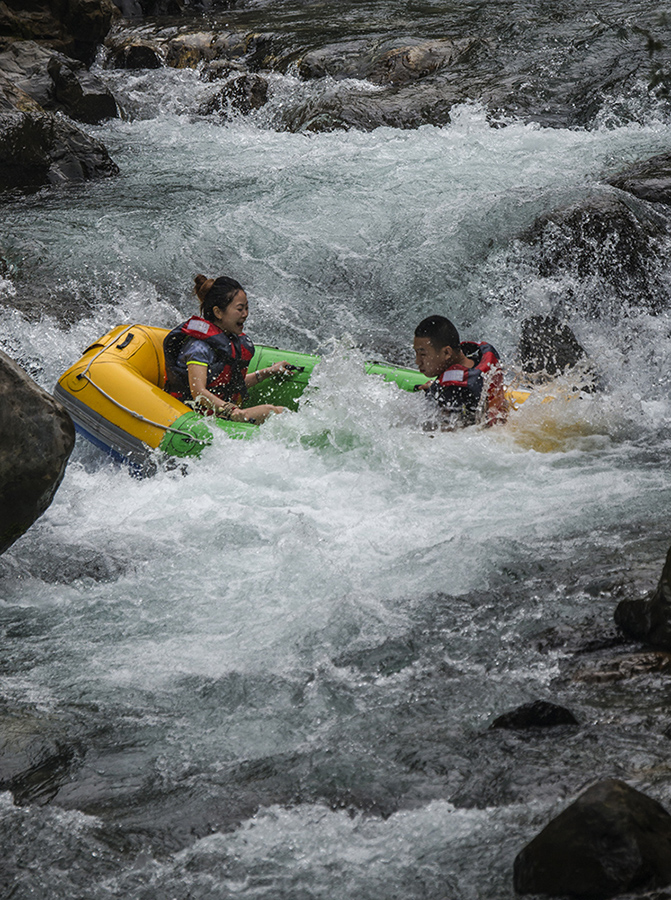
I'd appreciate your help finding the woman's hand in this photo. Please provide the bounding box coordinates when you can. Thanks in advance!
[246,361,292,387]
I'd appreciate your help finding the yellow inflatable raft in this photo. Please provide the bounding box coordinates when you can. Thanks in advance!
[54,324,532,466]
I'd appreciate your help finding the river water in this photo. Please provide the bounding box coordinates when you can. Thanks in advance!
[2,1,671,897]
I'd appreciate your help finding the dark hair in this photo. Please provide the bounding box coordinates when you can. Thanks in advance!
[414,315,460,350]
[194,274,245,323]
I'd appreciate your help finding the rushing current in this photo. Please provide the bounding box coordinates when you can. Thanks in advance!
[2,1,671,896]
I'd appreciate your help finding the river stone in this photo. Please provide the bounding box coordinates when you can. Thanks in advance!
[47,54,117,122]
[367,38,480,86]
[513,779,671,897]
[201,74,268,116]
[490,700,578,730]
[107,40,163,69]
[0,350,75,555]
[614,545,671,649]
[517,316,587,378]
[609,153,671,206]
[0,84,119,190]
[519,194,671,312]
[0,41,118,123]
[0,704,77,804]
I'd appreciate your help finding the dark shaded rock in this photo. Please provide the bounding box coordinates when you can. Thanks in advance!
[47,54,117,122]
[0,41,118,123]
[0,88,119,190]
[615,546,671,649]
[0,0,118,65]
[490,700,578,730]
[517,316,586,378]
[107,39,162,69]
[514,779,671,898]
[200,74,268,117]
[0,350,75,554]
[609,153,671,206]
[520,194,671,313]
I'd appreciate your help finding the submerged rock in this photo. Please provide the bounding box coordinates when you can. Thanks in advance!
[514,779,671,897]
[519,194,671,314]
[517,316,587,380]
[609,153,671,206]
[490,700,578,730]
[0,703,78,804]
[200,73,268,117]
[615,545,671,650]
[0,350,75,554]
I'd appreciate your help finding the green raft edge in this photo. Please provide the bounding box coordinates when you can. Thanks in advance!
[158,345,427,458]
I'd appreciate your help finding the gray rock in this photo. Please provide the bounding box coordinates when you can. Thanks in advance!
[519,194,671,314]
[0,350,75,555]
[609,153,671,206]
[490,700,578,730]
[200,74,268,117]
[514,778,671,897]
[47,54,118,123]
[0,0,118,66]
[615,545,671,649]
[0,41,118,124]
[517,316,587,379]
[0,78,119,190]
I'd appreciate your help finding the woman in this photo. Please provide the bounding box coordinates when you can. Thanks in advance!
[164,275,288,424]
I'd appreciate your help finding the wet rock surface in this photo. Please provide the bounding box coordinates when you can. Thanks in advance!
[0,0,118,65]
[615,546,671,650]
[490,700,579,730]
[100,3,671,131]
[609,153,671,206]
[514,779,671,898]
[0,349,75,554]
[200,73,268,117]
[0,703,79,805]
[518,194,671,314]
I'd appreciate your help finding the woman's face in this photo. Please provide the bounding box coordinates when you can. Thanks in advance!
[213,290,249,335]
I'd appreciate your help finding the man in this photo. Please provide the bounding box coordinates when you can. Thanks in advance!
[413,315,507,426]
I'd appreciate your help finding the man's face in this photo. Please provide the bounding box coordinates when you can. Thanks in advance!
[413,336,454,377]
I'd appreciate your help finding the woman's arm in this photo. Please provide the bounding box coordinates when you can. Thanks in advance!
[244,360,290,388]
[188,364,284,424]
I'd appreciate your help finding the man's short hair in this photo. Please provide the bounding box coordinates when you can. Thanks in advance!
[414,315,460,351]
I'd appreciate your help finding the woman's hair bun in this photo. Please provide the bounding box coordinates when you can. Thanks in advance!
[194,274,215,302]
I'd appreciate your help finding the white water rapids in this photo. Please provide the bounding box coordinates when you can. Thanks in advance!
[1,57,671,899]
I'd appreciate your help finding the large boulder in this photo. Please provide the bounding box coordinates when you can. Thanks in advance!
[0,350,75,555]
[0,0,118,65]
[514,778,671,897]
[614,544,671,649]
[0,40,118,123]
[0,74,119,191]
[519,194,671,314]
[47,53,118,123]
